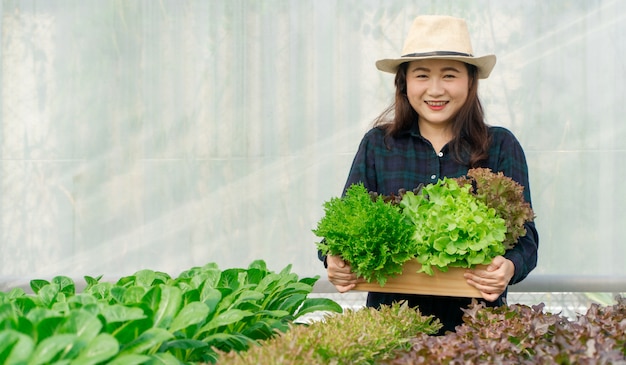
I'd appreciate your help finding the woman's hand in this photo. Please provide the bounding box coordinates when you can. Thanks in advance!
[464,256,515,302]
[327,255,360,293]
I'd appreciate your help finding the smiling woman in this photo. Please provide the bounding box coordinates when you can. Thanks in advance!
[318,15,538,335]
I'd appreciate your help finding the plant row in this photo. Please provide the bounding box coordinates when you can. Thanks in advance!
[386,296,626,364]
[0,260,342,364]
[218,296,626,364]
[217,301,442,364]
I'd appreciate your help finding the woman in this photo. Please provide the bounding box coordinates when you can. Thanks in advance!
[318,15,539,334]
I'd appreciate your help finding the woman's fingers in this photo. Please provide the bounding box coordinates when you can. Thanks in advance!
[464,256,516,301]
[326,255,359,292]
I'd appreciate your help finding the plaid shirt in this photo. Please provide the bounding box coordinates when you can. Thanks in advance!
[343,122,538,286]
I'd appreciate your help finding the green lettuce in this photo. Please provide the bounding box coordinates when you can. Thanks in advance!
[400,178,507,275]
[314,183,417,286]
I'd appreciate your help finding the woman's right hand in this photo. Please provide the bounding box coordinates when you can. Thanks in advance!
[327,255,360,293]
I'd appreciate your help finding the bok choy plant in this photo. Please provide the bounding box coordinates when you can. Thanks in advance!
[0,260,342,364]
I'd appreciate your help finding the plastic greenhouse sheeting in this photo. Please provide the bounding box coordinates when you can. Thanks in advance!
[1,1,625,289]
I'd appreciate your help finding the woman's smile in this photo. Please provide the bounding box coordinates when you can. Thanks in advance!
[425,100,449,110]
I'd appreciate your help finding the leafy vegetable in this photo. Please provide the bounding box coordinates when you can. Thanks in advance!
[217,301,441,364]
[314,168,535,279]
[454,168,535,249]
[313,183,418,285]
[400,177,507,275]
[385,296,626,364]
[0,260,342,364]
[221,296,626,364]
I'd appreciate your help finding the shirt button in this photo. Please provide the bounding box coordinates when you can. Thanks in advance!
[438,152,444,157]
[430,174,437,180]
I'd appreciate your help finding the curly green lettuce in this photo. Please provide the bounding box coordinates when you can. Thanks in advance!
[314,183,417,286]
[400,178,507,275]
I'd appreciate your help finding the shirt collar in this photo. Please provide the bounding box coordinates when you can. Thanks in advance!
[397,121,422,138]
[405,121,455,153]
[408,121,421,137]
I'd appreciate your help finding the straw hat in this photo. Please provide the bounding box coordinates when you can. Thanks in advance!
[375,15,496,79]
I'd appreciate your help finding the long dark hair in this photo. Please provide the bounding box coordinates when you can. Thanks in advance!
[373,62,490,167]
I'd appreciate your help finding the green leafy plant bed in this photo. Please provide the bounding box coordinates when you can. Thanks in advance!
[217,302,442,364]
[314,168,535,294]
[0,260,342,364]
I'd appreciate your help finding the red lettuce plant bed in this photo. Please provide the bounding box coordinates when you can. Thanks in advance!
[384,296,626,364]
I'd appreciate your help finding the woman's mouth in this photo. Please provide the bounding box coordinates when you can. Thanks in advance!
[425,101,448,110]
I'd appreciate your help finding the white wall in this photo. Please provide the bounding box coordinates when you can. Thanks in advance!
[1,0,624,287]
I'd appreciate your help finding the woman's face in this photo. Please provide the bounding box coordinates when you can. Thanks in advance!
[405,59,470,128]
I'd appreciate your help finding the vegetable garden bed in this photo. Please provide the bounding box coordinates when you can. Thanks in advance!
[219,296,626,364]
[2,262,624,364]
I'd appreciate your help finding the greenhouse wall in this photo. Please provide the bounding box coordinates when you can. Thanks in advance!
[1,1,625,309]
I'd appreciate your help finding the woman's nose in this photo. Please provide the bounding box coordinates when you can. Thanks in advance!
[427,79,444,96]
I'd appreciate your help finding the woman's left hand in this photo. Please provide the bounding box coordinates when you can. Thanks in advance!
[464,256,515,302]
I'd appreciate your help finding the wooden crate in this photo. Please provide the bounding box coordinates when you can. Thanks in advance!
[353,259,484,298]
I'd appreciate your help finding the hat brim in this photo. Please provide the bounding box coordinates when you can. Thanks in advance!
[375,54,496,79]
